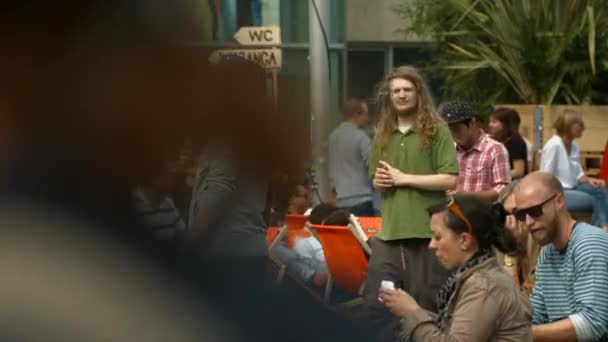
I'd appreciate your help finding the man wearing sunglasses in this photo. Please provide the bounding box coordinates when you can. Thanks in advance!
[515,172,608,342]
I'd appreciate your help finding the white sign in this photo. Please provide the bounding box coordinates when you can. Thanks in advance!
[209,48,282,70]
[234,25,281,46]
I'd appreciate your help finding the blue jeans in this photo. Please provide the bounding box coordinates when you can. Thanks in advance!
[565,183,608,227]
[344,200,379,217]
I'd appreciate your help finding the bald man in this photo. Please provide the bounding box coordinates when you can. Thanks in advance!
[515,172,608,341]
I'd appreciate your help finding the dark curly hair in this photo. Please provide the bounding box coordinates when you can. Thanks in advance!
[428,195,518,254]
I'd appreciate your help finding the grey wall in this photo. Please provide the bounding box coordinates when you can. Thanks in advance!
[347,0,422,42]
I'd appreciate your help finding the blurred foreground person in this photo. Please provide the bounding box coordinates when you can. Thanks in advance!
[187,60,273,282]
[0,203,232,341]
[0,2,375,341]
[379,195,532,341]
[0,2,230,340]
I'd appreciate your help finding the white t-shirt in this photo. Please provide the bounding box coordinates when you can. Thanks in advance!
[539,135,585,189]
[293,236,327,275]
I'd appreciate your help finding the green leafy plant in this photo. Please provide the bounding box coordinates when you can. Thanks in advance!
[394,0,608,110]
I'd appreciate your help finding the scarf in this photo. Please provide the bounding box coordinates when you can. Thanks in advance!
[435,248,494,331]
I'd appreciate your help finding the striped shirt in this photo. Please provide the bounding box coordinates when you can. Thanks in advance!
[133,188,186,241]
[530,222,608,340]
[456,132,511,194]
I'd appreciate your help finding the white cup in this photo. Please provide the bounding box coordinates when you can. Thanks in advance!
[380,280,395,290]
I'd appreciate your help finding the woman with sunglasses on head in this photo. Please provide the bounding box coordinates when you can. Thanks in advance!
[379,194,532,341]
[540,109,608,231]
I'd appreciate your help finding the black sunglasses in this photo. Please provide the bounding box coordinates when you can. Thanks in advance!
[513,194,557,222]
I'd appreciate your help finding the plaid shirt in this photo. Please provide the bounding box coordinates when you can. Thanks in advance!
[457,132,511,194]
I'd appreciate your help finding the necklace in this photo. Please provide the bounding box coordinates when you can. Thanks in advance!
[557,220,579,254]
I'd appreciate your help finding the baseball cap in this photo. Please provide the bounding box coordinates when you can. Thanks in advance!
[440,100,475,124]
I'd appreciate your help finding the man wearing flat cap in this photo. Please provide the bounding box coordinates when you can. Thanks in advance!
[441,100,511,203]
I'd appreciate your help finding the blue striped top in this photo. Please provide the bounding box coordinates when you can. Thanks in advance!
[530,222,608,340]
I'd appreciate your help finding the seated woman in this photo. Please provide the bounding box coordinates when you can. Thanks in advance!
[539,109,608,230]
[271,204,346,289]
[272,206,355,303]
[498,181,541,295]
[379,195,532,341]
[488,108,529,180]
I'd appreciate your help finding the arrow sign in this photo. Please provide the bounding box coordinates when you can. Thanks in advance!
[233,25,281,46]
[209,48,282,70]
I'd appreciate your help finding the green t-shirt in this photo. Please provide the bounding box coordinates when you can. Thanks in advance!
[369,124,458,240]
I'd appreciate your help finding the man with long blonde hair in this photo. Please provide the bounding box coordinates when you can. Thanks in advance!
[365,66,459,340]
